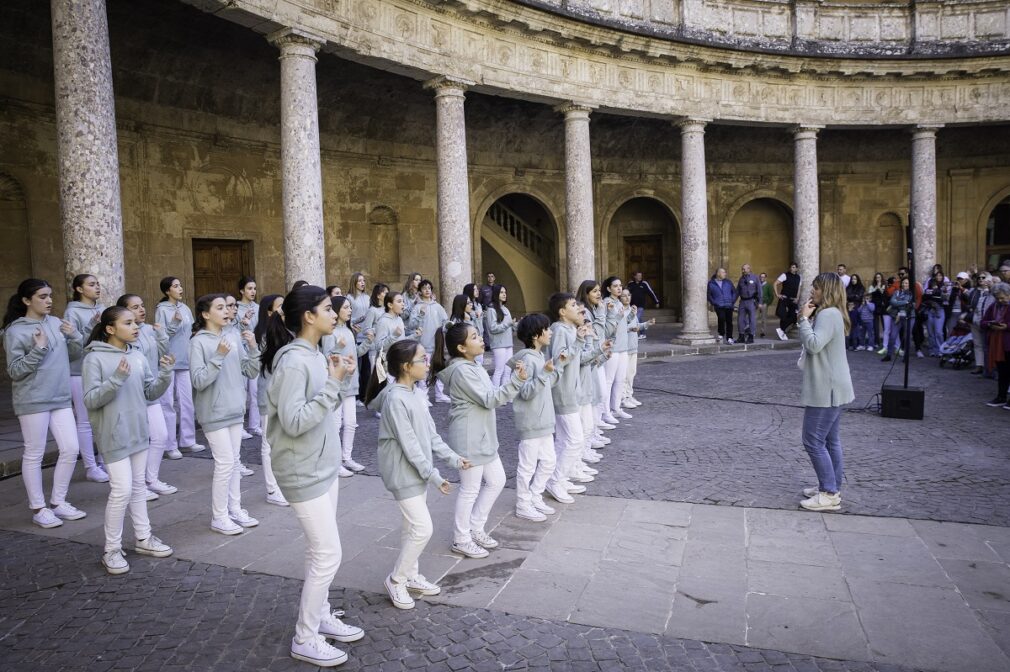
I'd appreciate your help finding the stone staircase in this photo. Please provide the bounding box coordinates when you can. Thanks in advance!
[485,200,556,273]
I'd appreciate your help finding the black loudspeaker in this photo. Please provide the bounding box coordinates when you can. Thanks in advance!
[881,385,924,420]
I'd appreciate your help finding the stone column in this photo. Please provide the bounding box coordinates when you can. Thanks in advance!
[51,0,126,302]
[556,103,597,292]
[268,28,327,288]
[425,76,475,304]
[793,125,823,297]
[673,118,715,345]
[910,125,942,281]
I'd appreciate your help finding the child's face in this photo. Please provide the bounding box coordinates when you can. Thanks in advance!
[559,299,581,326]
[107,313,139,344]
[534,326,552,348]
[458,326,484,359]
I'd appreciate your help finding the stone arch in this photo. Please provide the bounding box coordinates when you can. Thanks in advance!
[368,205,401,286]
[722,191,794,280]
[0,172,33,306]
[471,184,563,275]
[719,189,794,265]
[978,185,1010,272]
[183,159,255,216]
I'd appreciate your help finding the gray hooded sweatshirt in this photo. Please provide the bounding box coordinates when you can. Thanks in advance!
[155,300,194,370]
[3,315,83,416]
[82,341,172,463]
[189,328,260,433]
[405,299,448,353]
[604,296,630,353]
[484,305,515,350]
[135,323,170,406]
[372,312,406,356]
[508,348,562,440]
[368,383,463,501]
[266,339,344,503]
[64,301,104,376]
[435,358,521,466]
[237,301,258,334]
[545,321,584,415]
[322,325,371,400]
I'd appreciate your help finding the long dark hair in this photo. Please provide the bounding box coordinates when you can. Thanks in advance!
[384,291,402,313]
[575,280,599,307]
[602,276,621,298]
[115,294,142,311]
[331,295,349,325]
[192,293,227,336]
[87,306,132,345]
[3,278,51,329]
[370,283,389,308]
[491,284,507,321]
[71,274,96,303]
[254,294,283,344]
[449,294,470,323]
[430,322,472,385]
[261,285,330,374]
[462,282,479,303]
[402,272,421,297]
[237,275,256,294]
[349,272,366,297]
[159,276,178,301]
[363,338,421,406]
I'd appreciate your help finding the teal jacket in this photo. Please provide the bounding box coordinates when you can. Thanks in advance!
[3,316,83,416]
[266,339,344,503]
[64,301,104,376]
[135,324,170,406]
[82,341,172,463]
[545,321,583,415]
[435,358,521,466]
[368,383,463,501]
[189,329,260,432]
[508,348,562,440]
[155,301,194,370]
[322,325,371,399]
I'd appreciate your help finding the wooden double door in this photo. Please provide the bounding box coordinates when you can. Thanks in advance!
[192,239,253,300]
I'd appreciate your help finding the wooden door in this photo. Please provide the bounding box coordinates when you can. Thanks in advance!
[624,235,663,307]
[192,239,253,300]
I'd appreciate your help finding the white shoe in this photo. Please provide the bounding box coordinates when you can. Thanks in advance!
[582,466,599,476]
[621,399,636,409]
[229,509,259,528]
[405,574,441,596]
[776,328,788,341]
[596,435,611,445]
[597,421,616,430]
[565,483,587,494]
[602,414,620,425]
[319,612,364,643]
[800,492,841,512]
[267,490,290,507]
[145,489,159,502]
[239,464,254,477]
[32,508,63,529]
[471,529,499,549]
[134,535,173,558]
[590,439,608,450]
[451,539,490,558]
[627,397,642,407]
[515,505,547,522]
[241,430,253,440]
[571,473,594,484]
[343,459,365,472]
[385,574,415,610]
[147,480,178,496]
[726,338,735,344]
[211,517,243,535]
[164,448,183,460]
[338,465,355,478]
[531,497,556,515]
[545,482,575,504]
[86,466,110,483]
[290,636,348,667]
[613,409,632,419]
[582,452,601,464]
[356,400,364,407]
[102,549,130,575]
[181,443,206,453]
[51,502,87,521]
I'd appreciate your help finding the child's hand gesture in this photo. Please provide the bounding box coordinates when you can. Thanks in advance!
[328,354,348,380]
[216,338,232,355]
[394,325,403,337]
[159,354,176,370]
[514,360,528,381]
[544,359,555,373]
[241,331,257,350]
[365,330,375,342]
[172,308,182,323]
[33,328,48,350]
[459,458,472,470]
[337,337,346,349]
[60,319,76,337]
[438,480,451,495]
[342,355,357,376]
[116,356,131,377]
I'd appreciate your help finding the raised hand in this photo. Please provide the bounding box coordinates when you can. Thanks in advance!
[116,356,131,377]
[32,328,48,350]
[216,338,232,356]
[328,354,348,380]
[172,308,182,323]
[342,355,357,376]
[414,328,422,338]
[337,337,347,349]
[60,320,76,337]
[241,331,256,350]
[153,322,163,332]
[159,354,176,370]
[394,326,404,337]
[514,360,528,381]
[365,330,375,342]
[544,359,555,373]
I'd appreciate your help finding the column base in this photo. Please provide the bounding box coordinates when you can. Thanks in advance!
[671,331,717,346]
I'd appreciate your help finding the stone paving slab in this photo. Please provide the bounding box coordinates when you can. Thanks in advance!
[1,462,1008,671]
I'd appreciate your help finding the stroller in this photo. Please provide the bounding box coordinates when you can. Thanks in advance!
[938,324,973,369]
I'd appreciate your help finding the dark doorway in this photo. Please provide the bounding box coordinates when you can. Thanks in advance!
[192,239,253,300]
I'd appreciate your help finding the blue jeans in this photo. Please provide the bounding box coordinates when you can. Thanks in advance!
[802,406,844,494]
[926,308,945,356]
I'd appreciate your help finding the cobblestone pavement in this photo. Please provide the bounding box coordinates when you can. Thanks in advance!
[0,529,923,672]
[209,350,1010,527]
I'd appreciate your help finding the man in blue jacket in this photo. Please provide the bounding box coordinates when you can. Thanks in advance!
[708,268,737,343]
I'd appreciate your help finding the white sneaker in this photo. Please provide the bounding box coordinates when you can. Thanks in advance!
[102,550,130,575]
[338,465,355,478]
[344,459,365,472]
[621,399,636,409]
[319,612,364,642]
[571,473,594,484]
[405,574,441,596]
[545,482,575,504]
[147,480,178,496]
[597,421,616,430]
[267,490,290,507]
[290,635,348,667]
[86,466,110,483]
[613,409,632,419]
[51,502,87,521]
[471,529,499,549]
[800,492,841,512]
[582,466,599,476]
[596,435,611,445]
[164,448,184,460]
[590,439,608,450]
[385,574,415,610]
[602,414,620,425]
[241,430,253,440]
[565,483,587,494]
[181,443,206,453]
[726,338,735,344]
[582,452,601,464]
[144,489,159,502]
[776,328,788,341]
[451,539,490,558]
[532,496,556,515]
[239,464,254,477]
[515,505,547,522]
[211,517,243,535]
[134,535,173,558]
[627,397,642,407]
[32,508,63,528]
[229,509,259,528]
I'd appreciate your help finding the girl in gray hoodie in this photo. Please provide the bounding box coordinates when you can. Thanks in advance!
[189,293,261,536]
[405,280,448,401]
[323,296,374,477]
[602,276,632,421]
[484,284,517,388]
[155,276,202,458]
[64,273,108,483]
[254,294,289,508]
[364,339,470,611]
[82,306,175,575]
[2,278,86,529]
[261,285,363,668]
[432,323,526,559]
[237,276,262,437]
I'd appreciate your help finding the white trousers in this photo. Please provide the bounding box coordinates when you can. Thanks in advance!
[205,424,243,521]
[18,408,79,510]
[160,370,197,449]
[608,352,629,412]
[289,478,341,643]
[145,404,169,484]
[624,353,639,399]
[104,451,152,553]
[516,435,556,507]
[549,413,583,488]
[594,367,609,421]
[259,414,280,494]
[490,347,513,388]
[392,492,432,584]
[245,377,261,432]
[454,456,505,543]
[69,376,98,468]
[333,397,357,462]
[579,404,596,457]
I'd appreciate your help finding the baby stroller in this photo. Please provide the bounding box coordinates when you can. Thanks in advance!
[938,324,973,369]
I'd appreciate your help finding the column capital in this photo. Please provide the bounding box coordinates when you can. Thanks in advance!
[911,124,943,138]
[792,125,824,139]
[424,75,475,97]
[676,117,711,133]
[554,102,596,118]
[267,27,325,55]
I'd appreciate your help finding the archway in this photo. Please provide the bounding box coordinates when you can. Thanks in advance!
[479,193,558,312]
[875,212,906,276]
[728,198,793,280]
[606,197,680,317]
[0,174,32,303]
[986,195,1010,272]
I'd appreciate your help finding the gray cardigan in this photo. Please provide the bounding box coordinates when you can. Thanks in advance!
[798,307,855,408]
